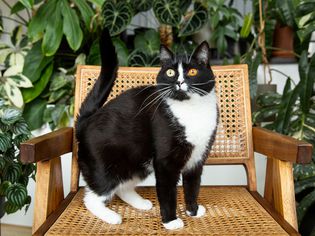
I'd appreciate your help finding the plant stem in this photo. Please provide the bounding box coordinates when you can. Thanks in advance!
[304,123,315,133]
[2,0,28,24]
[1,16,26,25]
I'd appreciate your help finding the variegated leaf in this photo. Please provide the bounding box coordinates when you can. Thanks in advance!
[3,65,23,77]
[4,82,24,108]
[7,74,33,88]
[153,0,181,27]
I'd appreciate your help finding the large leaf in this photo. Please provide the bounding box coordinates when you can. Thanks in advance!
[153,0,181,27]
[295,176,315,194]
[0,108,21,125]
[112,38,129,66]
[4,201,20,214]
[7,75,33,88]
[297,189,315,225]
[128,50,159,67]
[87,39,101,65]
[23,99,47,130]
[18,0,33,9]
[0,134,11,152]
[22,63,53,103]
[295,0,315,17]
[131,0,152,12]
[134,29,160,55]
[28,0,57,42]
[73,0,95,30]
[6,183,27,207]
[4,83,24,108]
[61,0,83,51]
[274,79,301,134]
[102,0,133,36]
[297,22,315,42]
[276,0,295,27]
[23,42,53,83]
[178,2,208,37]
[240,13,253,38]
[179,0,191,14]
[299,52,315,113]
[12,119,30,135]
[3,163,22,183]
[42,1,63,56]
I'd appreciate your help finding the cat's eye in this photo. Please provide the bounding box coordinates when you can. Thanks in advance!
[187,68,198,76]
[166,69,175,77]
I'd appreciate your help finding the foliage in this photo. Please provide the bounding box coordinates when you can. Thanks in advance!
[0,99,34,214]
[253,51,315,226]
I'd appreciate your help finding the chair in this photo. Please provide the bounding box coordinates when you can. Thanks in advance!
[21,64,313,235]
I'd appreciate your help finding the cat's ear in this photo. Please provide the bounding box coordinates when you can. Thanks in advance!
[160,45,173,64]
[192,41,210,65]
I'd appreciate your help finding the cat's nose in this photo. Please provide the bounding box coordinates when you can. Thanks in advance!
[176,81,184,86]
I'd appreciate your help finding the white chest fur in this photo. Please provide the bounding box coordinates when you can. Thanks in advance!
[166,90,217,171]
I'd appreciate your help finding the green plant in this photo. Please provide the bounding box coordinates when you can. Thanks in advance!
[253,51,315,229]
[0,99,34,214]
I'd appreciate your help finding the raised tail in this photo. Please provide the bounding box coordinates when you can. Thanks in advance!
[76,28,118,129]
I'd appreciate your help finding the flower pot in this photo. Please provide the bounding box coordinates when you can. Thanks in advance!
[0,196,5,218]
[272,23,295,59]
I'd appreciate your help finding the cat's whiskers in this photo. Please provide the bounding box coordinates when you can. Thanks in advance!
[135,83,169,96]
[152,90,172,119]
[135,88,172,117]
[138,86,171,109]
[190,86,208,96]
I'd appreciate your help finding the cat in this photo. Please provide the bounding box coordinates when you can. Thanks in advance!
[75,28,218,230]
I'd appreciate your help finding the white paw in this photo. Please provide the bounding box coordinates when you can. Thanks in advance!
[186,205,206,218]
[134,199,153,210]
[163,218,184,230]
[102,212,122,224]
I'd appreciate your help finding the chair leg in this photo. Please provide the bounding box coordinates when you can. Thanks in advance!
[33,157,64,234]
[272,159,298,230]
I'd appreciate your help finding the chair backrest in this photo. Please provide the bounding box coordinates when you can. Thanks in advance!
[71,65,256,191]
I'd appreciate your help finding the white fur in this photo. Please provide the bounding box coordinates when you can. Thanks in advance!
[163,218,184,230]
[186,204,206,217]
[176,63,188,91]
[84,187,122,224]
[166,90,217,171]
[116,178,153,210]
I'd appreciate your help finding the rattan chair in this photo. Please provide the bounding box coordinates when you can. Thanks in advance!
[21,65,313,236]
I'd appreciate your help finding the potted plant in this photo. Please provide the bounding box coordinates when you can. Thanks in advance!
[253,51,315,235]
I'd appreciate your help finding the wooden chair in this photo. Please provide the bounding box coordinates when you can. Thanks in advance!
[21,65,313,235]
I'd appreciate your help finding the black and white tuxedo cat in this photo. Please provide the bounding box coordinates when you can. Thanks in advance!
[75,28,218,230]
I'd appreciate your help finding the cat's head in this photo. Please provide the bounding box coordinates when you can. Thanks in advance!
[157,42,215,100]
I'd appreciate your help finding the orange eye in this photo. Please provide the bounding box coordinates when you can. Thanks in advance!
[187,68,198,76]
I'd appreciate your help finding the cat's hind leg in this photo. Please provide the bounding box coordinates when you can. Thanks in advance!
[116,178,153,210]
[84,187,122,224]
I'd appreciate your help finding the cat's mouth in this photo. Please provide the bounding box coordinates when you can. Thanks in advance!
[175,81,188,91]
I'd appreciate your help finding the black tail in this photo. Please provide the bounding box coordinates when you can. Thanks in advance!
[76,28,118,130]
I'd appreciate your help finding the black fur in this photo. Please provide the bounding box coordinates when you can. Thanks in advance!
[75,30,218,224]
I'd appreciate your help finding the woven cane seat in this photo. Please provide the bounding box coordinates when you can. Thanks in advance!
[45,187,288,235]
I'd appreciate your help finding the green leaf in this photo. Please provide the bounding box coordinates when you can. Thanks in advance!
[18,0,33,9]
[274,79,301,134]
[276,0,295,27]
[179,0,191,14]
[42,1,63,56]
[23,42,53,83]
[131,0,152,12]
[0,134,11,152]
[295,0,315,17]
[252,106,280,123]
[297,22,315,42]
[6,183,27,207]
[153,0,181,27]
[134,29,160,55]
[256,92,281,107]
[4,201,20,214]
[48,89,68,103]
[102,0,133,36]
[12,119,30,135]
[0,108,21,125]
[297,189,315,225]
[87,39,101,65]
[61,0,83,51]
[295,176,315,194]
[3,163,22,183]
[128,50,159,67]
[22,63,53,103]
[3,83,24,108]
[240,13,253,38]
[49,75,68,92]
[113,38,129,66]
[73,0,94,30]
[11,2,27,14]
[8,75,33,88]
[299,52,315,113]
[23,99,47,131]
[13,134,30,147]
[0,181,11,195]
[28,0,57,42]
[88,0,104,8]
[179,2,208,37]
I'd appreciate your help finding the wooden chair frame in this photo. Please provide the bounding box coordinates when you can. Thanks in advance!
[20,65,313,236]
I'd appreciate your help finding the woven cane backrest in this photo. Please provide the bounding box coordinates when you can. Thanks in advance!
[74,65,254,165]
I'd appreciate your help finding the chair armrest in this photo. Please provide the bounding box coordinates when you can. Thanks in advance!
[252,127,313,164]
[20,127,73,164]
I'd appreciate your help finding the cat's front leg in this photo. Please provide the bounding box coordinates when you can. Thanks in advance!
[182,164,206,217]
[154,161,183,230]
